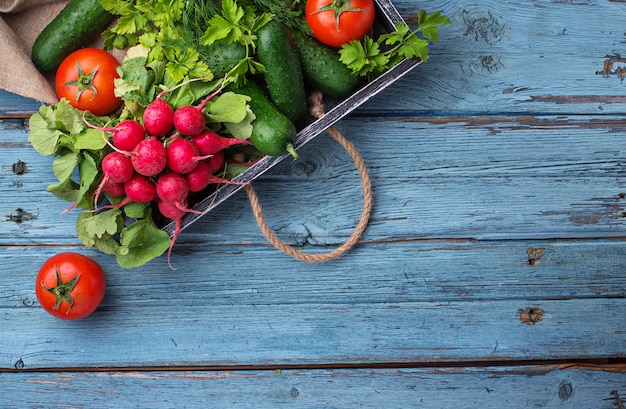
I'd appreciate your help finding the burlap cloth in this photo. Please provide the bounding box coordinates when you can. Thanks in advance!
[0,0,124,105]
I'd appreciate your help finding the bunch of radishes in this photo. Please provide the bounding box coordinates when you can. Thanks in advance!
[86,84,252,268]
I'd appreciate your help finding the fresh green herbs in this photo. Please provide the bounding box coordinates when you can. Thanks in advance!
[199,0,272,84]
[102,0,273,86]
[339,9,450,77]
[101,0,212,83]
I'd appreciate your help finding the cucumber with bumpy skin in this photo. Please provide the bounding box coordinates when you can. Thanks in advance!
[235,79,298,159]
[292,31,362,100]
[31,0,114,72]
[256,20,307,127]
[197,42,247,79]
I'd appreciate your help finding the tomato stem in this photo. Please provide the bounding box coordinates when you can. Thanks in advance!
[312,0,363,30]
[63,62,99,105]
[41,267,81,313]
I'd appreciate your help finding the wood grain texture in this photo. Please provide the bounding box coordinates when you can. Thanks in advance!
[1,0,625,404]
[3,114,626,244]
[2,0,626,117]
[1,367,625,409]
[1,242,624,369]
[371,0,626,115]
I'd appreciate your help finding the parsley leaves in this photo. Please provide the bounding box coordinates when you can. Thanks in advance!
[339,9,451,77]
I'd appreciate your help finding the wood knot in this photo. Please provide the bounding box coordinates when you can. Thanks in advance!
[527,248,544,266]
[12,160,28,175]
[519,307,544,325]
[6,208,36,224]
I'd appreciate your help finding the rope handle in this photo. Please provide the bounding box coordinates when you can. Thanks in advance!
[245,91,373,262]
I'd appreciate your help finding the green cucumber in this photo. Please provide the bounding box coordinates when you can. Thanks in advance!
[31,0,114,72]
[292,31,362,100]
[235,80,298,159]
[256,20,307,127]
[197,41,247,79]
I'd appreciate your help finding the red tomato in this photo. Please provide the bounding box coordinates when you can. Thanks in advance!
[55,48,122,116]
[35,252,106,320]
[305,0,376,48]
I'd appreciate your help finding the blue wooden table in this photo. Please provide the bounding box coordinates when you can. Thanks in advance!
[1,0,626,407]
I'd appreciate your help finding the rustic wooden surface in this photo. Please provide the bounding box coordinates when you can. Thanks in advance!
[1,0,625,407]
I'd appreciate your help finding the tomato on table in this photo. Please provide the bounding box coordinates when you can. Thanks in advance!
[55,48,122,116]
[305,0,376,48]
[35,252,107,320]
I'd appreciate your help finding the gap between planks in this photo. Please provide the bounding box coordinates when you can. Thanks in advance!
[2,357,625,374]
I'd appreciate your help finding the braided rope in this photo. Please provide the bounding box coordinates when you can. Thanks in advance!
[245,91,373,262]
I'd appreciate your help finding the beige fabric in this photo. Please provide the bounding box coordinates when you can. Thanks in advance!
[0,0,70,104]
[0,0,126,106]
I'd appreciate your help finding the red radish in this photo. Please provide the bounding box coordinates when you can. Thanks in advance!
[131,137,167,176]
[172,83,225,136]
[156,173,189,205]
[185,160,246,192]
[157,199,186,270]
[185,161,213,192]
[173,105,206,136]
[103,179,125,198]
[102,152,135,183]
[165,137,212,174]
[143,77,211,137]
[110,120,146,151]
[83,116,146,152]
[192,130,252,155]
[206,150,225,174]
[123,174,157,203]
[155,173,204,214]
[93,174,156,210]
[143,97,174,137]
[93,151,135,208]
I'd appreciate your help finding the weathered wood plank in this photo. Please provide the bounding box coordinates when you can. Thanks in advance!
[365,0,626,115]
[2,0,626,117]
[1,366,624,408]
[3,114,626,244]
[1,241,624,370]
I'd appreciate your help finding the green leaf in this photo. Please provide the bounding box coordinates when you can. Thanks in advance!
[338,9,450,77]
[116,216,170,268]
[115,54,154,104]
[201,15,234,45]
[116,13,150,35]
[102,29,132,50]
[76,153,99,209]
[93,235,122,255]
[27,110,63,156]
[223,105,255,140]
[224,162,250,179]
[76,209,124,254]
[52,152,80,182]
[418,10,451,30]
[124,202,149,219]
[46,178,79,203]
[397,36,430,60]
[73,128,108,151]
[207,92,250,123]
[166,61,189,83]
[340,38,388,76]
[56,99,89,135]
[101,0,134,16]
[222,0,245,26]
[379,24,410,46]
[76,208,123,245]
[250,13,273,32]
